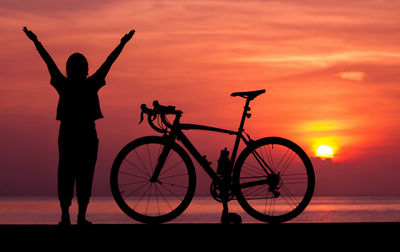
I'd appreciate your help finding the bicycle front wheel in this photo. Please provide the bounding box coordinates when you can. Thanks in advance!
[233,137,315,223]
[110,136,196,224]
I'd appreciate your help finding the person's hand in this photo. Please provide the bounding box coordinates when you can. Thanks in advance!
[121,29,135,44]
[23,27,38,42]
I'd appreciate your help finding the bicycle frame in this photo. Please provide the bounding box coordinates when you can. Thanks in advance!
[178,123,248,182]
[150,97,275,185]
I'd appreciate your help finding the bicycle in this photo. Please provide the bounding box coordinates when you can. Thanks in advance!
[110,89,315,224]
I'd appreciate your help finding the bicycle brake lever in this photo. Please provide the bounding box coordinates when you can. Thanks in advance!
[139,110,156,124]
[139,111,144,124]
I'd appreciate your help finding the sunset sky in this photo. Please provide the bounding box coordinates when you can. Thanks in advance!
[0,0,399,196]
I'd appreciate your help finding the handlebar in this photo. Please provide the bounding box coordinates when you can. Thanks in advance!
[152,100,182,116]
[139,100,182,133]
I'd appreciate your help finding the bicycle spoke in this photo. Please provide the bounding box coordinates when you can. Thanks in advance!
[123,158,149,178]
[159,172,189,180]
[260,145,272,171]
[281,173,308,185]
[242,184,268,198]
[119,180,148,187]
[275,148,290,172]
[119,171,148,180]
[159,159,185,177]
[132,183,151,210]
[251,148,274,175]
[280,150,296,175]
[265,144,275,171]
[146,183,153,215]
[146,144,154,173]
[121,180,148,197]
[239,178,269,189]
[242,161,267,176]
[158,182,185,201]
[133,149,151,177]
[280,185,299,209]
[160,181,188,190]
[154,184,173,212]
[154,183,161,216]
[265,196,275,216]
[240,166,263,179]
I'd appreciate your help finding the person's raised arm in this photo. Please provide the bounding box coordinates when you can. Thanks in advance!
[94,29,135,80]
[22,27,62,79]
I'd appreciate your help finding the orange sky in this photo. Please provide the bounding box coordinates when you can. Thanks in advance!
[1,0,400,196]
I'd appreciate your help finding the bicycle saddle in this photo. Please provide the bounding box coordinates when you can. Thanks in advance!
[231,89,266,100]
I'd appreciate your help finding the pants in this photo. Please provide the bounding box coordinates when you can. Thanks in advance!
[58,121,98,207]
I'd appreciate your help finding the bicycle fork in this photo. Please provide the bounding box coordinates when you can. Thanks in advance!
[149,134,176,183]
[149,145,170,183]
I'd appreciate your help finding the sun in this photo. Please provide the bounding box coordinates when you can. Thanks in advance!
[316,145,334,158]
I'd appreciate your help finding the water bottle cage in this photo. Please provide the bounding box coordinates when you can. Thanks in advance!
[217,148,231,178]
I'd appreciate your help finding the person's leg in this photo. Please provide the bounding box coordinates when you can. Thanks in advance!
[59,202,71,225]
[57,125,75,225]
[76,126,98,225]
[77,202,89,224]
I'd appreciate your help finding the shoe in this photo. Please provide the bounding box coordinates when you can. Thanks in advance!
[58,219,71,226]
[77,219,93,226]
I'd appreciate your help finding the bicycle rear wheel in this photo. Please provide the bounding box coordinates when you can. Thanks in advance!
[110,136,196,224]
[233,137,315,223]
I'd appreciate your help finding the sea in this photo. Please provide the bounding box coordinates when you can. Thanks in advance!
[1,195,400,224]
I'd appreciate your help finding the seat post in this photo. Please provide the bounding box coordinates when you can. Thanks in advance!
[239,98,251,132]
[230,98,251,164]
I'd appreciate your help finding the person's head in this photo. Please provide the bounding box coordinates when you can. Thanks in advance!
[66,53,88,80]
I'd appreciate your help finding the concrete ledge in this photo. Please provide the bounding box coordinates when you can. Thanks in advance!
[0,223,397,248]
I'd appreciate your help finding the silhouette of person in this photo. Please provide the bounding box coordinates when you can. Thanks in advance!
[23,26,135,225]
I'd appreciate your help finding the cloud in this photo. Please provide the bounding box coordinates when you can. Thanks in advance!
[338,71,365,81]
[311,149,400,196]
[0,0,120,15]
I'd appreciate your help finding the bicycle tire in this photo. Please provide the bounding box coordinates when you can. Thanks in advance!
[110,136,196,224]
[233,137,315,223]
